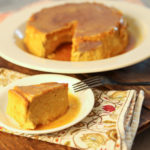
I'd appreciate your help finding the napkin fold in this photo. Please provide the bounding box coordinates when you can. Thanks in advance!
[0,68,144,150]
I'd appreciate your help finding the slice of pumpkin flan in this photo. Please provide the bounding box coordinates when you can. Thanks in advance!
[24,2,128,61]
[7,82,68,130]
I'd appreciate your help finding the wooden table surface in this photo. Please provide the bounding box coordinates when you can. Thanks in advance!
[0,56,150,149]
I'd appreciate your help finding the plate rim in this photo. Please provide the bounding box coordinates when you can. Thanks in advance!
[0,74,95,134]
[0,0,150,73]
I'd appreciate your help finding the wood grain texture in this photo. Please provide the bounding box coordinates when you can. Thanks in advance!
[0,56,150,150]
[0,132,77,150]
[138,107,150,134]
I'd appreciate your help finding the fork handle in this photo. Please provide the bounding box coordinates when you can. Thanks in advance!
[109,80,150,86]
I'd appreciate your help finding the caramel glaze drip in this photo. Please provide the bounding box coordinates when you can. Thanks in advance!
[29,3,122,37]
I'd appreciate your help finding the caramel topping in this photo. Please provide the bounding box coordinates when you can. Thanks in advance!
[14,82,68,102]
[29,3,122,37]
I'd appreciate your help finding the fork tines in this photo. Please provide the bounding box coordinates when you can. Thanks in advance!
[72,76,104,92]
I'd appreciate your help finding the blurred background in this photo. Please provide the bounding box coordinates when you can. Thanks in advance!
[0,0,150,11]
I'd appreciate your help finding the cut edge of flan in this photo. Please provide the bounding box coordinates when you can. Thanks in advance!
[24,20,77,57]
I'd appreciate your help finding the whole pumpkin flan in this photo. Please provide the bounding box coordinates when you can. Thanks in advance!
[24,2,128,61]
[7,82,69,129]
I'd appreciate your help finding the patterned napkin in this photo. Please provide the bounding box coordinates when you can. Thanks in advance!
[0,68,144,150]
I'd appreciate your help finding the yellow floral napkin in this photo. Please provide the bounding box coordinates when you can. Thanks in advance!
[0,68,144,150]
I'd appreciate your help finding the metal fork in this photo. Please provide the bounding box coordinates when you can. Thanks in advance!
[72,76,150,92]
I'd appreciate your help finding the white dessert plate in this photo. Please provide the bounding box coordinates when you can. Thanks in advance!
[0,0,150,73]
[0,74,94,134]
